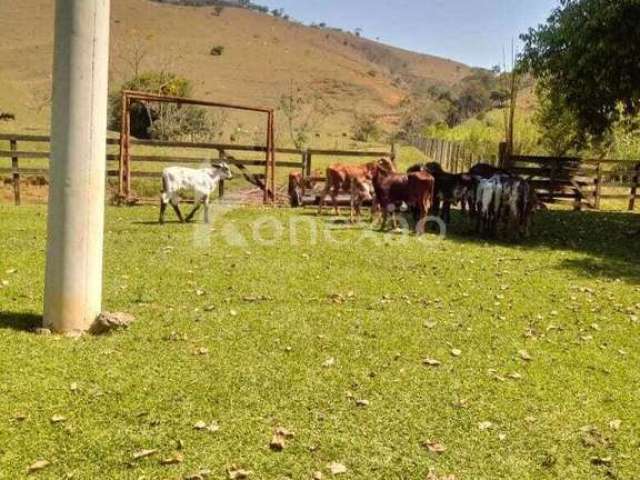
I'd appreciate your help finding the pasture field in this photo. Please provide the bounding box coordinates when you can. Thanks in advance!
[1,203,639,479]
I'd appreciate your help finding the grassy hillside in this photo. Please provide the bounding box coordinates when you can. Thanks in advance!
[0,0,471,143]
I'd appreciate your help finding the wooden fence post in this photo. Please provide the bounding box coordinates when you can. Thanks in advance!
[10,138,20,206]
[306,151,312,177]
[498,142,508,169]
[594,161,602,210]
[629,162,640,211]
[549,158,559,207]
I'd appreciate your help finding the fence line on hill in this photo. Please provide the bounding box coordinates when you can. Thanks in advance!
[406,136,498,173]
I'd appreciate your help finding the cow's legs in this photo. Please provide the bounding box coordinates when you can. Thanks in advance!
[159,195,168,224]
[185,194,204,223]
[442,200,451,225]
[350,180,357,223]
[185,203,201,222]
[317,183,331,216]
[370,197,379,223]
[203,196,211,224]
[391,210,399,230]
[379,206,388,231]
[170,195,184,223]
[331,188,340,216]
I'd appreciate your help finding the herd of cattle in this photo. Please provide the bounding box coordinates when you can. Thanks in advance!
[289,158,540,238]
[156,157,538,239]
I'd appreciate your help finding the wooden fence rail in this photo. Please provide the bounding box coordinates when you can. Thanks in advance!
[508,154,640,211]
[0,133,393,205]
[407,136,639,211]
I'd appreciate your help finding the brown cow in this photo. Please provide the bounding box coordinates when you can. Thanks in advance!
[318,157,396,216]
[288,171,324,207]
[372,166,435,233]
[349,176,375,223]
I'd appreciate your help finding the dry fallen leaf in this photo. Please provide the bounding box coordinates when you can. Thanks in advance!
[269,434,286,451]
[228,467,252,479]
[518,350,533,361]
[423,358,442,367]
[580,426,610,449]
[160,452,184,465]
[275,427,294,438]
[609,419,622,431]
[194,421,219,433]
[479,421,493,431]
[132,449,158,460]
[355,399,370,408]
[451,349,462,357]
[270,426,294,451]
[184,470,212,480]
[50,415,66,424]
[426,470,457,480]
[27,460,50,474]
[423,440,447,454]
[312,471,323,480]
[322,357,336,368]
[329,462,347,475]
[590,456,613,466]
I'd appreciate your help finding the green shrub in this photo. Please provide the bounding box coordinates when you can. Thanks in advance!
[108,71,223,141]
[351,113,381,142]
[210,45,225,56]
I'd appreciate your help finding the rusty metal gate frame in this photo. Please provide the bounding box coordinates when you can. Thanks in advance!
[118,90,276,204]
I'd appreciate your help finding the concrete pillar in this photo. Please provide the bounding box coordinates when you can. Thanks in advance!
[44,0,111,333]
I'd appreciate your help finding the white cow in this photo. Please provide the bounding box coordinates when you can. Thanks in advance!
[160,162,233,224]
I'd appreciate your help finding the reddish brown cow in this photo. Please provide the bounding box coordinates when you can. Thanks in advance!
[372,166,435,233]
[318,158,396,216]
[288,172,305,207]
[288,171,324,207]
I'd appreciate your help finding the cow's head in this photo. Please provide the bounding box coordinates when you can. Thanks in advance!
[211,161,233,181]
[375,157,396,174]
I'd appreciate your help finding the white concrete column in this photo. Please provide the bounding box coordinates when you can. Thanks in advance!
[44,0,111,333]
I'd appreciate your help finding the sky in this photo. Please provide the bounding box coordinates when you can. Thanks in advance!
[258,0,559,68]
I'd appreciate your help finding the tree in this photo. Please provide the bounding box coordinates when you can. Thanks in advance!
[534,83,582,156]
[278,81,333,149]
[520,0,640,140]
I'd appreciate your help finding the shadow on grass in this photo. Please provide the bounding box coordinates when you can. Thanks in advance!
[131,220,184,226]
[298,206,640,282]
[443,209,640,283]
[0,312,42,331]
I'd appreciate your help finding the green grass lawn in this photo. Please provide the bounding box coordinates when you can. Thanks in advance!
[0,203,639,479]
